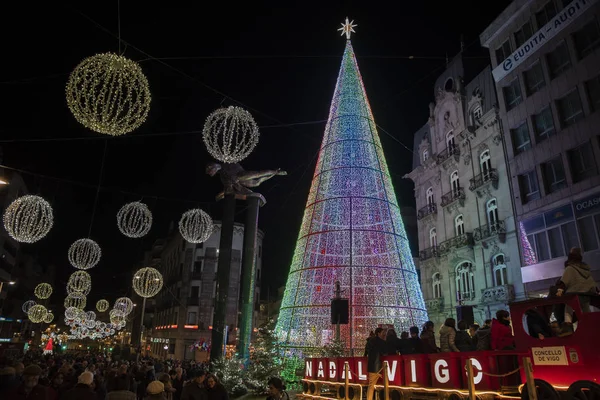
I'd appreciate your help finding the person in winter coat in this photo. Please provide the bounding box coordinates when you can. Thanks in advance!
[205,374,228,400]
[474,320,492,350]
[525,308,551,340]
[399,327,424,354]
[366,327,388,400]
[61,371,99,400]
[266,377,289,400]
[439,318,459,352]
[557,248,599,313]
[455,320,474,352]
[385,329,400,355]
[420,321,438,353]
[491,310,515,350]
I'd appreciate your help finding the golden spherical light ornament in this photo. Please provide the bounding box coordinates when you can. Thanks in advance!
[179,209,213,244]
[64,293,86,310]
[133,267,163,298]
[67,270,92,296]
[28,304,48,323]
[66,53,151,136]
[96,299,109,312]
[117,201,153,238]
[34,283,53,300]
[68,238,101,270]
[202,106,260,163]
[113,297,134,316]
[43,312,54,324]
[3,195,54,243]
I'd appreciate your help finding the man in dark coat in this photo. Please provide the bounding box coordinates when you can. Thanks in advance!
[61,371,99,400]
[5,364,51,400]
[365,327,387,400]
[181,370,208,400]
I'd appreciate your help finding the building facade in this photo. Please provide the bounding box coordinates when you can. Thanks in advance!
[149,222,263,360]
[406,56,525,328]
[480,0,600,295]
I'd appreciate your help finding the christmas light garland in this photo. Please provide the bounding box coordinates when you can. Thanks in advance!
[132,267,163,298]
[67,270,92,296]
[68,238,102,270]
[96,299,109,312]
[202,106,260,163]
[3,195,54,243]
[28,304,48,323]
[43,312,54,324]
[117,201,153,238]
[179,208,213,244]
[64,293,86,310]
[34,283,53,300]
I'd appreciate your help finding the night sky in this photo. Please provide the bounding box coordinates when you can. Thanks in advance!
[0,1,511,307]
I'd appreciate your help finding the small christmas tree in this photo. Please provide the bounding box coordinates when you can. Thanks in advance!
[519,221,537,265]
[320,338,345,358]
[245,319,283,394]
[212,357,248,398]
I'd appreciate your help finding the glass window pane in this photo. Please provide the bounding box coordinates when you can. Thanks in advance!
[534,231,550,261]
[578,216,599,251]
[561,221,580,254]
[547,227,565,258]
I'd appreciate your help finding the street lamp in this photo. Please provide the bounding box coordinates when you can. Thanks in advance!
[0,281,16,293]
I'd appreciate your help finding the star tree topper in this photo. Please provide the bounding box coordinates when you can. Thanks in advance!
[338,17,357,39]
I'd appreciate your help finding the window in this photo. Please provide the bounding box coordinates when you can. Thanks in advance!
[546,41,571,79]
[532,107,555,142]
[422,149,429,162]
[258,245,263,258]
[511,122,532,154]
[557,89,583,128]
[536,1,557,28]
[521,215,580,266]
[472,105,483,121]
[450,170,460,195]
[456,262,475,300]
[503,78,523,111]
[433,273,442,299]
[492,254,508,286]
[585,75,600,112]
[186,312,197,325]
[542,156,567,193]
[455,215,465,236]
[495,39,512,64]
[524,61,546,95]
[568,142,598,183]
[190,286,199,298]
[519,170,540,203]
[573,19,600,59]
[426,187,434,205]
[429,228,437,248]
[577,215,600,251]
[514,21,534,47]
[480,150,492,180]
[447,131,456,153]
[487,199,499,227]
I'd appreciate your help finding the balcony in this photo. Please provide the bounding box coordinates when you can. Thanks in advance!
[481,284,515,304]
[436,146,460,167]
[419,233,473,261]
[473,220,506,242]
[440,188,465,208]
[469,169,499,197]
[425,298,444,312]
[419,246,439,261]
[417,203,437,220]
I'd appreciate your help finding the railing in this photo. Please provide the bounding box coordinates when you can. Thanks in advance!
[458,291,476,301]
[440,187,465,207]
[425,298,444,311]
[469,168,499,191]
[420,233,473,260]
[419,246,439,261]
[437,146,460,164]
[417,203,437,220]
[473,220,506,241]
[481,284,515,304]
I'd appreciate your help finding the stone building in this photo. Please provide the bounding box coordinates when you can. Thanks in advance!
[405,56,526,328]
[480,0,600,295]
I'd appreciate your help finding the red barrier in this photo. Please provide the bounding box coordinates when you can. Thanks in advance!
[354,357,369,384]
[459,351,502,391]
[429,353,463,389]
[336,357,356,382]
[381,355,404,386]
[402,353,431,387]
[304,358,317,380]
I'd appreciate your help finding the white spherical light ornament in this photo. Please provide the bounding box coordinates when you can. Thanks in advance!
[43,312,54,324]
[34,283,53,300]
[117,201,153,238]
[133,267,163,298]
[66,53,151,136]
[96,299,109,312]
[202,106,260,163]
[28,304,48,323]
[68,238,101,270]
[64,293,86,310]
[86,310,96,321]
[113,297,134,316]
[3,195,54,243]
[64,306,79,320]
[179,209,213,244]
[67,270,92,295]
[22,300,36,314]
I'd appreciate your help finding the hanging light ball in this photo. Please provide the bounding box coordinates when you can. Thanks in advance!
[67,270,92,295]
[34,283,53,300]
[3,195,54,243]
[66,53,151,136]
[117,201,153,238]
[68,238,101,270]
[202,106,260,163]
[113,297,134,316]
[86,310,96,321]
[179,209,213,244]
[64,293,86,310]
[28,304,48,323]
[96,299,109,312]
[22,300,37,314]
[43,312,54,324]
[64,307,79,320]
[132,267,163,298]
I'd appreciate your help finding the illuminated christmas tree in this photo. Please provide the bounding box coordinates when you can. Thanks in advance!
[519,221,537,265]
[275,25,428,354]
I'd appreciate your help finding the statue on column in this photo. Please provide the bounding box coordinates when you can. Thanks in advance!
[206,162,287,199]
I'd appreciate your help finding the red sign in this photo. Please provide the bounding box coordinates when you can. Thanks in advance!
[381,355,404,386]
[429,353,463,389]
[402,354,431,387]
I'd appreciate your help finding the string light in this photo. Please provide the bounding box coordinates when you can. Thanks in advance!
[275,40,428,354]
[86,311,96,321]
[113,297,134,316]
[67,270,92,296]
[68,238,102,270]
[22,300,36,314]
[96,299,109,312]
[34,283,53,300]
[132,267,163,298]
[28,304,48,323]
[117,201,153,238]
[66,53,151,136]
[43,312,54,324]
[179,208,213,244]
[202,106,260,163]
[64,293,86,310]
[64,306,80,320]
[3,195,54,243]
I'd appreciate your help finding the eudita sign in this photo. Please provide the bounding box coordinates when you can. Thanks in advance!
[492,0,597,82]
